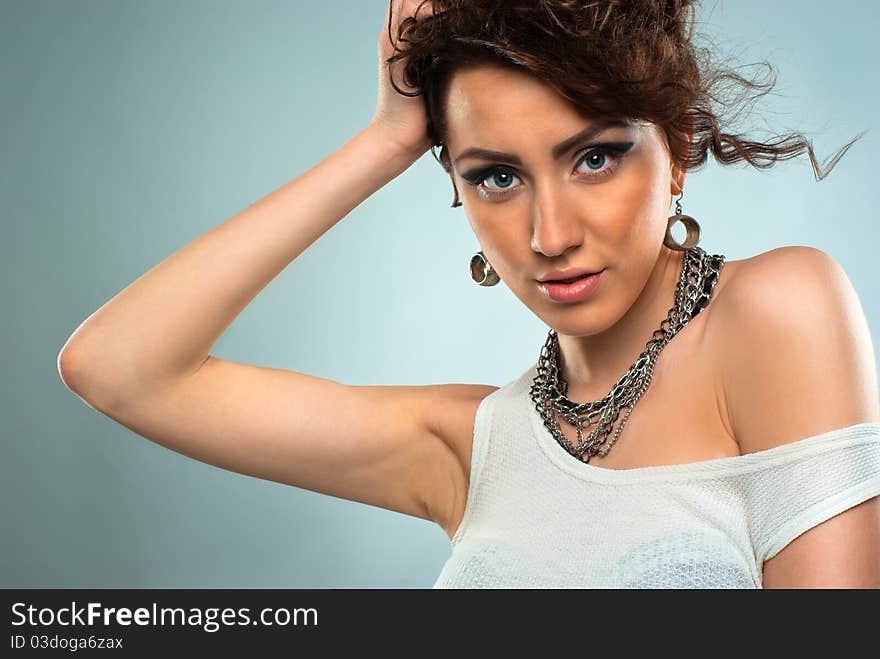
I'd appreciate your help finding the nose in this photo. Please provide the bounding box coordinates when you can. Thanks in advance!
[529,181,584,258]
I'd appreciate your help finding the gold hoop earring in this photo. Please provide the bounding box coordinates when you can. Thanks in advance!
[470,250,500,286]
[664,191,701,251]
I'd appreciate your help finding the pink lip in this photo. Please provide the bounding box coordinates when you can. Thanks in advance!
[537,269,604,303]
[538,266,601,282]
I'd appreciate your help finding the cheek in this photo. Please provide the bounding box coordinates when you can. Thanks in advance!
[603,161,669,240]
[465,199,523,244]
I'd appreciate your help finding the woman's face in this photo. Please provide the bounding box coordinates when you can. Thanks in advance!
[443,64,685,338]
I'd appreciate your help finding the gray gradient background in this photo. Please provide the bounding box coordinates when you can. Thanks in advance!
[2,0,878,587]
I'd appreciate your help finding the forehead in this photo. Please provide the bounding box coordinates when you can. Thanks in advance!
[444,64,649,156]
[447,64,573,117]
[445,65,581,144]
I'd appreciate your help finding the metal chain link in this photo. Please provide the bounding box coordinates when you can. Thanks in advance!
[529,245,726,463]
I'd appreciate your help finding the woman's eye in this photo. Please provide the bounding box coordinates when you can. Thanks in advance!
[579,150,610,172]
[482,170,521,191]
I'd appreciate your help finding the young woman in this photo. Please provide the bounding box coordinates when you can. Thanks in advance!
[58,0,880,588]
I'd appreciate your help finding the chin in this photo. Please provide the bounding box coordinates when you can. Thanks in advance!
[534,302,617,338]
[549,316,614,338]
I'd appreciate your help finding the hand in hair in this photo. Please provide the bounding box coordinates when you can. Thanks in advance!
[371,0,436,157]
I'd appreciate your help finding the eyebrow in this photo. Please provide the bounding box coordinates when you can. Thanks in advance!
[453,119,633,167]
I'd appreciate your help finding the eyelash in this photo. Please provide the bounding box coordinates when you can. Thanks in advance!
[461,142,634,201]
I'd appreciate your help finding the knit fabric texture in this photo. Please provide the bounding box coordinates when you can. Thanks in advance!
[433,363,880,588]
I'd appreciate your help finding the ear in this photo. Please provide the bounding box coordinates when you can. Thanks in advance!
[670,130,693,197]
[671,162,687,197]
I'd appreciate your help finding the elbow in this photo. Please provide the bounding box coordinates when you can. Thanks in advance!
[57,344,82,394]
[56,342,114,411]
[57,346,101,414]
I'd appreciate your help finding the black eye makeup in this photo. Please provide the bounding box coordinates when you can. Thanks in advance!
[459,141,635,201]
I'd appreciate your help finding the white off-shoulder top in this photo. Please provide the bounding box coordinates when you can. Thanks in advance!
[433,364,880,588]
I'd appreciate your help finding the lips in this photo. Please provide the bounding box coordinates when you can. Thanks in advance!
[539,267,604,284]
[538,269,604,303]
[548,273,593,284]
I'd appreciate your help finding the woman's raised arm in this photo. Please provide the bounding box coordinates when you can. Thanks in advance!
[58,0,433,406]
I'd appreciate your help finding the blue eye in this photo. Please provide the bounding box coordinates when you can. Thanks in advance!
[485,170,519,191]
[583,151,607,170]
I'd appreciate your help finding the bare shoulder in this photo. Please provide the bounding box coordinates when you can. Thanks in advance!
[707,245,880,455]
[709,245,841,311]
[709,245,862,344]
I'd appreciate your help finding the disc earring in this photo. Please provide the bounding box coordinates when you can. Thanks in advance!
[470,250,500,286]
[664,192,701,251]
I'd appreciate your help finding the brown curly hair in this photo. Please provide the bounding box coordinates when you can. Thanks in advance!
[384,0,864,207]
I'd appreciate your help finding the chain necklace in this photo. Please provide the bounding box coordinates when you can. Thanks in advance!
[529,245,726,463]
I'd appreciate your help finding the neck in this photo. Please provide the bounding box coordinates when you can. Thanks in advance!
[555,244,684,401]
